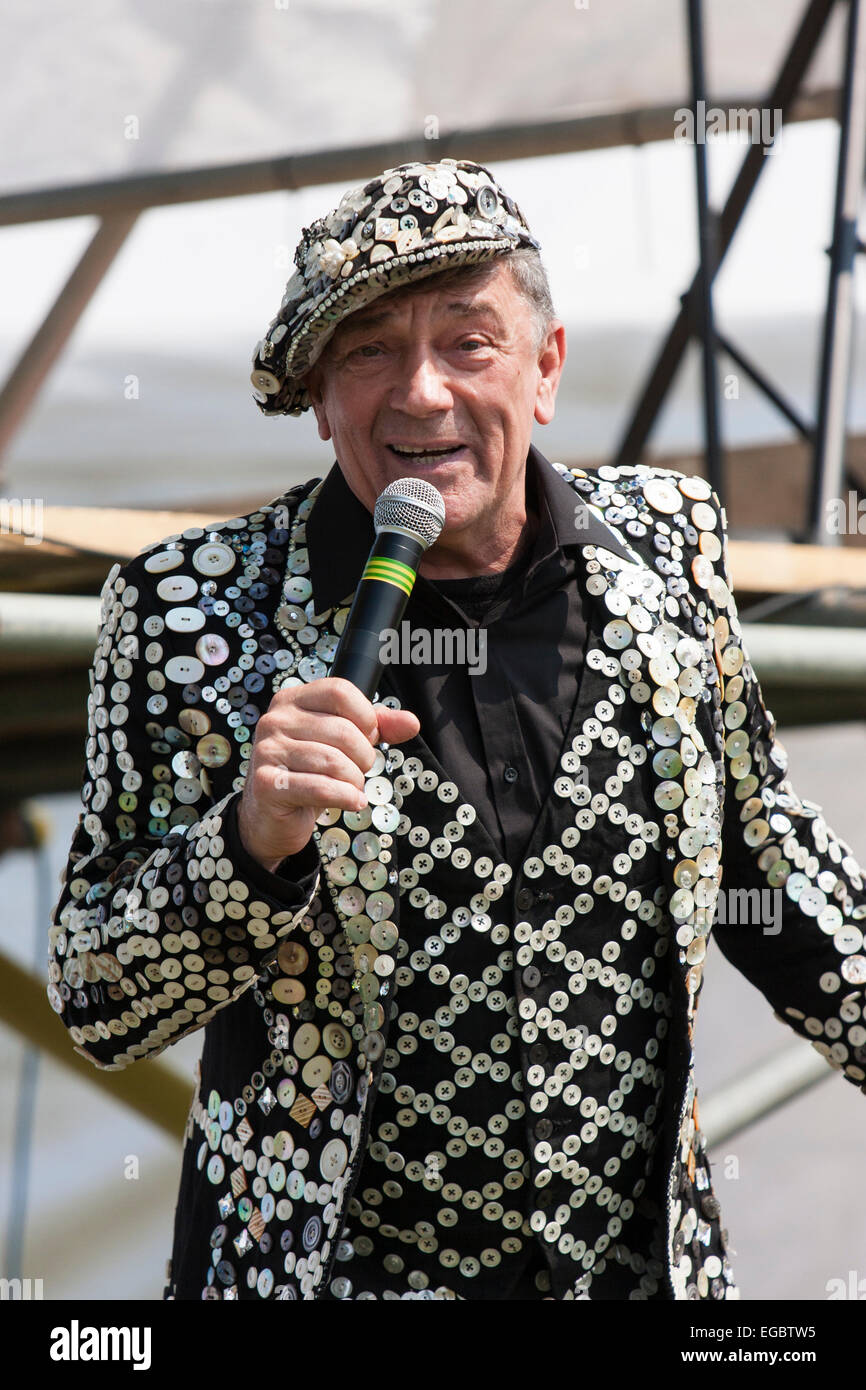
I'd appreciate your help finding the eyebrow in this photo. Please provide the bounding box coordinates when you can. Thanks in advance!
[338,298,508,339]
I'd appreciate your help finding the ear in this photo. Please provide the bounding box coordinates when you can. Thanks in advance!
[304,366,333,442]
[534,321,566,427]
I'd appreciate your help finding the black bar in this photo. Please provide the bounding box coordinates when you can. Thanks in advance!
[713,329,815,439]
[687,0,724,500]
[809,0,866,539]
[614,0,837,467]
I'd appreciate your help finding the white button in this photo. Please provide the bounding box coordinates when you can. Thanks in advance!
[364,776,393,806]
[301,1055,332,1089]
[145,549,185,574]
[165,655,206,684]
[165,606,205,633]
[193,543,235,577]
[250,368,281,395]
[319,1139,348,1182]
[643,480,682,514]
[157,574,199,602]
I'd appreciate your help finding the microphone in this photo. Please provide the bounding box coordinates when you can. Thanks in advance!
[330,476,446,699]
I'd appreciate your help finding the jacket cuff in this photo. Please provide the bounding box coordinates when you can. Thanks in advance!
[221,792,321,904]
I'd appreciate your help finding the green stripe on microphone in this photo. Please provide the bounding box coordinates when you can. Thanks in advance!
[362,557,416,597]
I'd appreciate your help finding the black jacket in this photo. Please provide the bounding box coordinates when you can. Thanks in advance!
[47,454,866,1300]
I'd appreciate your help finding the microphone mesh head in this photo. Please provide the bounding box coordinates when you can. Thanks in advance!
[374,477,446,549]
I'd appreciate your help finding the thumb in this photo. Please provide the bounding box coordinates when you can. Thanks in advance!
[375,706,421,744]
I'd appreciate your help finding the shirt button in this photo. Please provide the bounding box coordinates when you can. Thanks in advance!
[534,1119,553,1140]
[503,765,519,784]
[516,887,534,911]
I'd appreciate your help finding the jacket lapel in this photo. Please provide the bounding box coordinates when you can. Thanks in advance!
[573,515,722,1026]
[284,475,724,1068]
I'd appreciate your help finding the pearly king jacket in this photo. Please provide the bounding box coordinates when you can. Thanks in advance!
[48,454,866,1301]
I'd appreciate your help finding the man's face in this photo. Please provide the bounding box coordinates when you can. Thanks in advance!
[304,261,565,551]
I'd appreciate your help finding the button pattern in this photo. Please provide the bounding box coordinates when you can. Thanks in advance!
[48,461,866,1300]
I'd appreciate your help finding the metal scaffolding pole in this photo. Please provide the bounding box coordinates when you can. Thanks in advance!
[614,0,838,468]
[0,94,841,229]
[687,0,724,500]
[810,0,866,543]
[0,214,138,464]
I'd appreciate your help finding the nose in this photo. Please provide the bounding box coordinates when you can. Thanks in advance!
[388,343,453,415]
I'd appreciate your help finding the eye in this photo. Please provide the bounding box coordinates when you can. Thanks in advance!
[355,343,383,358]
[458,338,485,352]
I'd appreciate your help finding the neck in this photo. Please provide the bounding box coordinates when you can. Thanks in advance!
[418,503,539,581]
[418,463,540,580]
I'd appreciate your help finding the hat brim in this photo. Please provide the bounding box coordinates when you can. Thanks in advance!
[254,234,521,418]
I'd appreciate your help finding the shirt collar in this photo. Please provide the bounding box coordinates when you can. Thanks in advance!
[306,444,634,612]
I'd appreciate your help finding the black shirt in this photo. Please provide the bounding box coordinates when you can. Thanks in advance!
[206,447,673,1300]
[222,444,599,890]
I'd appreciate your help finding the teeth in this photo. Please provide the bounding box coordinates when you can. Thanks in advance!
[392,445,456,457]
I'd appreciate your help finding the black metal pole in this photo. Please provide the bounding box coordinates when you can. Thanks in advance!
[712,329,815,440]
[615,0,836,468]
[687,0,724,500]
[810,0,866,543]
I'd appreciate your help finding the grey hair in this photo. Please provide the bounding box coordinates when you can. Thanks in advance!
[353,248,557,351]
[501,247,557,349]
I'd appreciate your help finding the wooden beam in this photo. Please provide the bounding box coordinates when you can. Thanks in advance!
[0,950,191,1140]
[727,538,866,594]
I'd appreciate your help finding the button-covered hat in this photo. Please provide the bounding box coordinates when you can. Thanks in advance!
[250,158,540,417]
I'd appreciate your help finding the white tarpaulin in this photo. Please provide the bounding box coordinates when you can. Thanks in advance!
[3,0,847,192]
[0,1,861,509]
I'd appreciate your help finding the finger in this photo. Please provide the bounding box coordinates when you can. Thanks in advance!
[376,707,421,744]
[276,738,368,794]
[279,710,380,776]
[274,677,379,742]
[271,770,368,813]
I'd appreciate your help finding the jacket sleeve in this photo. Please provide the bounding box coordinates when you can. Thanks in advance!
[703,495,866,1090]
[47,556,323,1072]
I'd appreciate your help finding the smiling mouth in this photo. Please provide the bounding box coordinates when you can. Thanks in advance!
[387,444,466,465]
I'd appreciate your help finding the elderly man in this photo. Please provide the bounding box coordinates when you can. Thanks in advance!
[49,159,866,1302]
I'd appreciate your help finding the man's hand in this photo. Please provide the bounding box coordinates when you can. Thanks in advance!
[236,678,420,872]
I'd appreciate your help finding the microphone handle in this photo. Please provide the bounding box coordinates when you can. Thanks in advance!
[330,529,426,700]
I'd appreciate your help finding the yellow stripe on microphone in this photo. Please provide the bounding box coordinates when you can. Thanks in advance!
[362,557,416,597]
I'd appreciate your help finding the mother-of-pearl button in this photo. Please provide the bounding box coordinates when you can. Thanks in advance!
[165,606,205,633]
[144,549,185,574]
[156,574,199,602]
[178,708,210,736]
[691,501,717,531]
[284,576,312,602]
[643,479,682,514]
[196,733,231,767]
[165,654,205,684]
[196,633,230,665]
[193,542,235,576]
[301,1054,332,1089]
[251,368,282,394]
[319,1138,348,1182]
[678,475,713,501]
